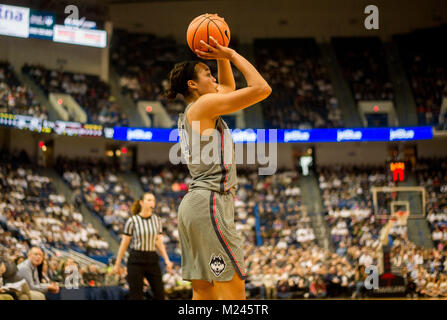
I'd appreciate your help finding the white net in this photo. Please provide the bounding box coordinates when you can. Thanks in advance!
[395,210,409,226]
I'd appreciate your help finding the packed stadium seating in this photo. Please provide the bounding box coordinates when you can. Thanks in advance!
[332,37,395,103]
[254,38,343,129]
[56,157,134,239]
[22,64,129,126]
[137,163,188,255]
[110,30,192,124]
[134,162,447,298]
[317,165,404,249]
[244,242,355,298]
[395,26,447,128]
[2,147,447,298]
[0,151,110,256]
[0,61,49,119]
[110,29,246,126]
[0,149,119,297]
[111,30,190,102]
[415,157,447,249]
[6,31,444,132]
[312,163,447,298]
[236,169,314,247]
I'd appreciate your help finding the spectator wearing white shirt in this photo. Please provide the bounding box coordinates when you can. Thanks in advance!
[432,227,443,248]
[359,249,374,268]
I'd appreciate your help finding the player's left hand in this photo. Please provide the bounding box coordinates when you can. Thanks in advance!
[195,36,234,61]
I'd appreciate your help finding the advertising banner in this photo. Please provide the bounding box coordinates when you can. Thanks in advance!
[0,4,29,38]
[29,9,55,40]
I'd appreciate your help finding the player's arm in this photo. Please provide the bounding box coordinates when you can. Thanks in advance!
[194,36,271,118]
[217,59,236,93]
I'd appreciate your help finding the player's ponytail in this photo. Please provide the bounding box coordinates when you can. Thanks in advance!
[165,61,200,100]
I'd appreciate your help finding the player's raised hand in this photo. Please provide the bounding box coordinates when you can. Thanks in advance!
[195,36,234,61]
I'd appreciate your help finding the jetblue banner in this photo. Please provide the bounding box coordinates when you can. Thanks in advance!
[113,127,178,142]
[281,127,433,143]
[113,126,433,143]
[0,114,434,143]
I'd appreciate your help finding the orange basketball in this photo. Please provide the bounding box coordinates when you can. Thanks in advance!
[186,13,231,53]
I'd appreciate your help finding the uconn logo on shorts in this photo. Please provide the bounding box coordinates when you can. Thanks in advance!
[209,254,226,277]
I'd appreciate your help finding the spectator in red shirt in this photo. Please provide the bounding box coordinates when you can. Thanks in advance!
[309,276,326,298]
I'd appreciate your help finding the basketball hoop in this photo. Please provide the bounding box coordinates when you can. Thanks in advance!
[395,211,409,226]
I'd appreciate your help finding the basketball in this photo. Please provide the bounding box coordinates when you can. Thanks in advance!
[186,13,231,53]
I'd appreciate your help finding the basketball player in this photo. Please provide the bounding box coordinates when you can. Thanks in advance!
[166,36,271,300]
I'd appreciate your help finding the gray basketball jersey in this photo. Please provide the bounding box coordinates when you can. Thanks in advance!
[178,103,237,195]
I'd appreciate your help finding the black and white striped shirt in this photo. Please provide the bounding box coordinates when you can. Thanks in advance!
[123,214,162,251]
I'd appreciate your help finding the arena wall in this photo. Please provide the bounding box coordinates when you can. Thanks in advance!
[416,137,447,158]
[136,141,295,169]
[53,135,108,159]
[314,142,389,166]
[8,128,38,159]
[137,141,172,164]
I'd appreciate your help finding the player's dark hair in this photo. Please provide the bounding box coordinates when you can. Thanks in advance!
[165,60,200,100]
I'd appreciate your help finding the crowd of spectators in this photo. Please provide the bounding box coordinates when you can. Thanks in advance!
[333,37,394,102]
[0,243,128,300]
[0,61,49,119]
[395,26,447,128]
[137,164,188,256]
[110,30,191,124]
[136,164,321,298]
[22,64,128,126]
[240,162,447,299]
[137,159,447,299]
[236,169,315,247]
[58,158,447,299]
[136,165,281,254]
[245,241,358,299]
[0,151,110,257]
[111,30,188,103]
[0,230,193,300]
[111,29,245,125]
[57,157,134,239]
[5,26,445,132]
[317,165,404,250]
[4,149,447,299]
[244,236,447,299]
[254,38,342,129]
[415,158,447,250]
[0,152,183,300]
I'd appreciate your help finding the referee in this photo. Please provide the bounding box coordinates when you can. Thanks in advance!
[114,192,173,300]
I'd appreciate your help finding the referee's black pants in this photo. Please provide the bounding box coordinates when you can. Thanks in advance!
[127,250,165,300]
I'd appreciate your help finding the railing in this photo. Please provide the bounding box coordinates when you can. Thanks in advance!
[44,247,107,269]
[253,204,263,246]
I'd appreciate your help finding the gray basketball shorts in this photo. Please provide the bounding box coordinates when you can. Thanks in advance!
[177,188,247,282]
